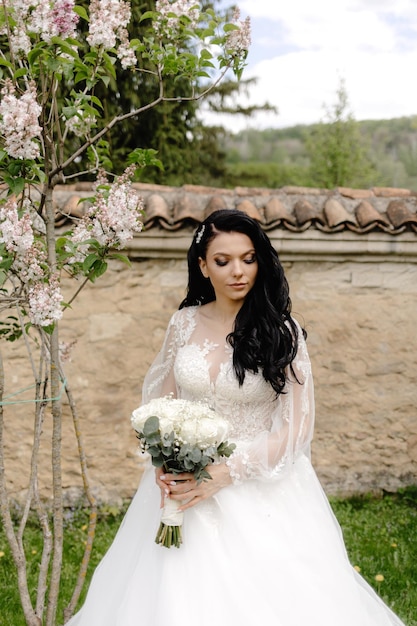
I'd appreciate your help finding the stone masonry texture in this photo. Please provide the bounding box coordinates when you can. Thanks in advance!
[2,257,417,505]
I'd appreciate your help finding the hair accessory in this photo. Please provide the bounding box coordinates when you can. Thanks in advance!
[195,224,205,244]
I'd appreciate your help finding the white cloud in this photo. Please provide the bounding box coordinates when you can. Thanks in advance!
[205,0,417,131]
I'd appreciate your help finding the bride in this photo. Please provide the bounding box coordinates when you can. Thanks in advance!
[67,209,406,626]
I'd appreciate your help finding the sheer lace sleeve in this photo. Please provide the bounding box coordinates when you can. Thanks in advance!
[226,323,315,483]
[141,308,196,404]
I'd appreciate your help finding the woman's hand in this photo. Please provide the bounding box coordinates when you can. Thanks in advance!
[155,464,232,511]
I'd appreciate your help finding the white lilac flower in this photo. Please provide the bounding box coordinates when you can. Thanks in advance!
[0,81,42,160]
[9,22,31,56]
[4,0,32,18]
[87,0,134,56]
[28,276,64,327]
[65,220,93,263]
[12,244,46,283]
[155,0,200,35]
[65,110,96,138]
[227,7,251,54]
[0,198,34,254]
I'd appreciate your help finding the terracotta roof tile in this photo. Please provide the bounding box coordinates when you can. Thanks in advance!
[386,200,417,228]
[293,199,324,228]
[204,194,228,218]
[235,198,263,222]
[52,183,417,237]
[264,197,296,229]
[337,187,375,200]
[355,200,390,231]
[323,198,357,229]
[372,187,412,198]
[142,193,170,228]
[172,193,203,230]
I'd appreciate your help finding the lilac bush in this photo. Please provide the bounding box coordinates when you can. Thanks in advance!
[0,2,250,624]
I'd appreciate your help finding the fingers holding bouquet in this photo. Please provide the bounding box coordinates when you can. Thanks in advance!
[132,397,236,548]
[160,464,233,511]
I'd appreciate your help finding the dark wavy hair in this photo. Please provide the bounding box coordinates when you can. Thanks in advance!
[179,209,302,395]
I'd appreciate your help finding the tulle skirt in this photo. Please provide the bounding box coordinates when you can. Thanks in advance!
[66,456,406,626]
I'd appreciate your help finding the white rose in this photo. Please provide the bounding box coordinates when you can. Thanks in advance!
[179,414,229,446]
[131,397,186,434]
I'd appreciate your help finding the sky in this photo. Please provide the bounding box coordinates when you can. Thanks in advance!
[202,0,417,133]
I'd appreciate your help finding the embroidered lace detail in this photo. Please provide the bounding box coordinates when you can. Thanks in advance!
[146,308,197,397]
[144,307,314,484]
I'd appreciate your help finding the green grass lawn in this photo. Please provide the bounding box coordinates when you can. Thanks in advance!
[1,488,416,626]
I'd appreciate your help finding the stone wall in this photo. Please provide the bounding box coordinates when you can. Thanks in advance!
[2,254,417,504]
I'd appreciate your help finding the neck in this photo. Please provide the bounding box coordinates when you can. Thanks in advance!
[207,298,243,325]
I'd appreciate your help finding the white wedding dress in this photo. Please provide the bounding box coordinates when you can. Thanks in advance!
[67,306,406,626]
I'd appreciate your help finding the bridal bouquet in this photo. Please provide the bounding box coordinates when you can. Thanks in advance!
[131,396,235,548]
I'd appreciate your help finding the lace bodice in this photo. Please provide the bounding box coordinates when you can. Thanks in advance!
[142,306,315,483]
[174,342,277,440]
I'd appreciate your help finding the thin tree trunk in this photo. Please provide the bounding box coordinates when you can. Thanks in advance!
[63,378,97,623]
[44,184,64,626]
[0,350,41,626]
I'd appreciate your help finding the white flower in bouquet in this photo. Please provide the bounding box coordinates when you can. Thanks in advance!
[178,412,229,447]
[131,396,235,548]
[131,396,181,435]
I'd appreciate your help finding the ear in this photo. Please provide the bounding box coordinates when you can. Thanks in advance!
[198,257,208,278]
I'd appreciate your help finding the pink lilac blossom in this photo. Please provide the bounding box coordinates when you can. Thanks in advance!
[27,0,78,42]
[51,0,79,38]
[12,244,46,284]
[4,0,32,18]
[0,198,34,254]
[65,110,96,138]
[28,276,64,327]
[0,198,62,326]
[87,0,137,67]
[4,0,78,45]
[227,8,251,54]
[0,81,42,160]
[66,220,92,264]
[155,0,200,35]
[116,31,137,69]
[59,339,77,362]
[67,167,144,261]
[9,22,32,56]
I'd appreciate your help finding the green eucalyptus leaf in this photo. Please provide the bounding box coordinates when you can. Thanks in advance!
[143,415,160,436]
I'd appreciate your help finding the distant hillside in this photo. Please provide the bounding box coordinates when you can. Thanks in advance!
[222,117,417,190]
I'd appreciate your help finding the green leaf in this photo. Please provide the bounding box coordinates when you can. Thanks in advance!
[89,259,108,281]
[73,5,89,21]
[4,176,25,196]
[143,415,160,437]
[13,67,28,80]
[139,11,156,22]
[27,45,47,66]
[42,323,56,335]
[82,253,99,273]
[108,253,131,267]
[0,57,13,69]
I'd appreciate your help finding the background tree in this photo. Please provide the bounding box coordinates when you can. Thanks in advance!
[64,0,272,186]
[305,78,379,188]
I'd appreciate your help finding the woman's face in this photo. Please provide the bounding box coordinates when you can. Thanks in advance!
[198,231,258,304]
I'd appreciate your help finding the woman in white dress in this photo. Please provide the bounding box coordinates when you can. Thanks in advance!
[67,209,407,626]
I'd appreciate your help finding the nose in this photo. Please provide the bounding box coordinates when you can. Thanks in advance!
[231,260,243,278]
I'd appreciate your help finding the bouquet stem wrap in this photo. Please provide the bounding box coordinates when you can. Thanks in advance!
[156,498,184,548]
[131,397,236,549]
